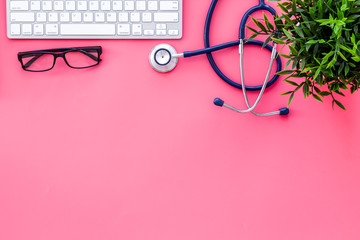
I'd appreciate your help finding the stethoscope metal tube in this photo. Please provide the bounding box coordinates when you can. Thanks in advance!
[233,39,277,113]
[220,40,288,116]
[149,0,290,117]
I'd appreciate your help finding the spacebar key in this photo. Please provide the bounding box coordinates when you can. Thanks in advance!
[61,24,116,35]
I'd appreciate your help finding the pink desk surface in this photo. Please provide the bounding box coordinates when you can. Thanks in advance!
[1,1,360,240]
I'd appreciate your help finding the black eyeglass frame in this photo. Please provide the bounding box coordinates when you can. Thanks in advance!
[18,46,102,72]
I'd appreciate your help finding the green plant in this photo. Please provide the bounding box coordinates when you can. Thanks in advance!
[248,0,360,110]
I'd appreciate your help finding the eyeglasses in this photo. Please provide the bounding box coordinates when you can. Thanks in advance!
[18,46,102,72]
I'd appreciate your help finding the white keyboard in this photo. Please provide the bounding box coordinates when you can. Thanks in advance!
[7,0,182,39]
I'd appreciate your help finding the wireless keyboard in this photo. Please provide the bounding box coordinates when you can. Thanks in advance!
[7,0,182,39]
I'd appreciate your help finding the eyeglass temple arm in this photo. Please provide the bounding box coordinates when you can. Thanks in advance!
[79,50,101,61]
[23,54,43,68]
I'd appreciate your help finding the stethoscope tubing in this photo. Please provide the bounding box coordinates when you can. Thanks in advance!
[179,38,282,92]
[183,41,239,58]
[203,0,287,116]
[204,0,282,91]
[238,0,277,39]
[150,0,289,116]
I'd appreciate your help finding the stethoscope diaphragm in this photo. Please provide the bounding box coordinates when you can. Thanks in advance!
[149,44,178,73]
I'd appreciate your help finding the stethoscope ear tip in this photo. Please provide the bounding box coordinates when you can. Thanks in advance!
[279,108,290,116]
[214,98,225,107]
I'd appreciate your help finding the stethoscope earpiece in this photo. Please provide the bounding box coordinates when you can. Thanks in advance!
[279,108,290,116]
[214,98,225,107]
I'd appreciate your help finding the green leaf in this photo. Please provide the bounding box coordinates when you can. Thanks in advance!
[294,27,305,38]
[284,59,292,69]
[338,51,348,61]
[262,36,272,48]
[281,91,294,95]
[246,25,259,33]
[303,83,310,98]
[321,51,335,64]
[319,91,331,97]
[334,100,347,110]
[314,68,322,80]
[312,93,324,102]
[345,64,350,76]
[251,17,268,33]
[285,80,299,86]
[277,70,295,75]
[300,59,306,70]
[288,92,295,106]
[271,38,285,44]
[283,29,293,39]
[263,12,274,31]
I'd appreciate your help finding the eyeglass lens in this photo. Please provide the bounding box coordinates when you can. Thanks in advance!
[22,54,55,71]
[65,50,99,68]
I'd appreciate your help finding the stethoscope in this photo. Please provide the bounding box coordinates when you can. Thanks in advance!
[149,0,289,116]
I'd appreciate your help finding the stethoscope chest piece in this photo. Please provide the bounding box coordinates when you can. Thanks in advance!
[149,44,178,73]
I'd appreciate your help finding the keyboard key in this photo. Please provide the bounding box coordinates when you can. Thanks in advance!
[124,1,135,11]
[48,13,59,22]
[61,24,116,35]
[30,1,41,11]
[132,24,142,35]
[34,24,44,35]
[54,1,64,10]
[107,13,117,22]
[113,1,123,10]
[37,13,47,22]
[156,30,166,36]
[118,13,129,22]
[130,13,140,22]
[142,13,152,22]
[136,1,146,11]
[22,24,32,35]
[72,13,82,22]
[156,24,166,30]
[65,1,76,11]
[118,24,130,35]
[89,1,99,10]
[10,1,29,11]
[95,13,105,22]
[10,24,21,35]
[168,29,179,36]
[160,1,179,11]
[154,13,178,22]
[84,13,94,22]
[101,1,111,11]
[78,1,88,11]
[60,13,70,22]
[11,13,35,22]
[144,29,154,36]
[148,1,158,10]
[42,1,52,11]
[46,24,59,35]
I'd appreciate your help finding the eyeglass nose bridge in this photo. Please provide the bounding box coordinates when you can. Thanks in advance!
[52,52,66,60]
[52,52,71,68]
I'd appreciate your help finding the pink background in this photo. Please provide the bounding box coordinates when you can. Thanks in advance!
[1,1,360,240]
